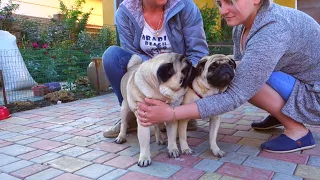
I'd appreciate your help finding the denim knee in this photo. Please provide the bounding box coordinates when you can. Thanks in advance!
[103,46,122,69]
[267,71,296,101]
[102,46,133,105]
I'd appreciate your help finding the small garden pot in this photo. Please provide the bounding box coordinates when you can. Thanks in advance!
[0,106,11,120]
[87,57,110,91]
[32,85,49,96]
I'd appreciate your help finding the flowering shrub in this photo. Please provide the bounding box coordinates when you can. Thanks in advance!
[0,0,19,31]
[76,26,116,57]
[200,4,232,43]
[96,26,116,49]
[21,48,91,84]
[32,42,39,48]
[42,44,48,49]
[46,21,70,46]
[77,30,94,50]
[59,0,93,40]
[21,19,41,46]
[15,1,116,92]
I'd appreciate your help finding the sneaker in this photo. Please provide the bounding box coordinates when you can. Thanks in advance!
[251,115,282,130]
[103,119,137,138]
[261,130,315,153]
[187,119,198,131]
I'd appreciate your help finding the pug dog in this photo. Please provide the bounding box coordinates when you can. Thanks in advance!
[115,52,196,167]
[178,54,236,157]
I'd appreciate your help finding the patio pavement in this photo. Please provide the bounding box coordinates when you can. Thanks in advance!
[0,93,319,180]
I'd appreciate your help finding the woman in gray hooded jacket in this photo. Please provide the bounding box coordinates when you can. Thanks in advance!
[138,0,320,154]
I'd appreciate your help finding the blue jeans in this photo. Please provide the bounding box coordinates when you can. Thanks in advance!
[267,71,296,101]
[102,46,133,105]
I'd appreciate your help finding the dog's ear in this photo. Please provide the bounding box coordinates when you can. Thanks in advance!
[196,57,208,76]
[157,63,175,83]
[227,55,236,68]
[181,60,196,88]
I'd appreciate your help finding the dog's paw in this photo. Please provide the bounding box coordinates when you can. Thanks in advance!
[211,148,226,158]
[138,157,152,167]
[114,137,126,144]
[168,149,180,158]
[156,139,166,145]
[182,148,194,155]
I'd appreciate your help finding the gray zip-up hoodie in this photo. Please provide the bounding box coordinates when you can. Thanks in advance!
[116,0,209,65]
[197,2,320,124]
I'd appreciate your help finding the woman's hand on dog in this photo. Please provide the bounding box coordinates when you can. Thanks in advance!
[138,98,174,127]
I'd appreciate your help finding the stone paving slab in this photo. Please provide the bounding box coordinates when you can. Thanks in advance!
[0,94,319,179]
[0,154,20,166]
[25,168,64,180]
[97,169,128,180]
[0,173,20,180]
[243,156,296,175]
[0,144,35,156]
[47,156,92,173]
[0,160,34,173]
[128,162,182,178]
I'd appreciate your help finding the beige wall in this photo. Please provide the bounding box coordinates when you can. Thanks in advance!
[193,0,214,8]
[275,0,296,8]
[1,0,103,26]
[102,0,114,25]
[100,0,298,26]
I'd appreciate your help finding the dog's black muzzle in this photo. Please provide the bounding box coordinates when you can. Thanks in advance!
[207,64,235,88]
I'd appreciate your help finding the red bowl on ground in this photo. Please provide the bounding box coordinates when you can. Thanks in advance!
[0,106,11,120]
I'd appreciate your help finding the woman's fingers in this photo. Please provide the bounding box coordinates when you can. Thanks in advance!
[137,101,150,112]
[138,115,153,127]
[140,121,153,127]
[137,107,148,118]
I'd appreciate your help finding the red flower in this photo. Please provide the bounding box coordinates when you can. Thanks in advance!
[51,55,56,59]
[32,42,39,48]
[44,51,49,55]
[85,50,90,54]
[42,44,48,49]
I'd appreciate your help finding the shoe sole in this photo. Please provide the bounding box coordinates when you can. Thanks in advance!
[103,127,137,138]
[263,144,316,153]
[252,124,282,130]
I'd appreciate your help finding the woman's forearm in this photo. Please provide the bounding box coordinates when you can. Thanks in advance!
[174,102,201,121]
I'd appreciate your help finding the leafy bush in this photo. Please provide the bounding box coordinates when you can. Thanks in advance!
[200,4,232,43]
[21,19,41,43]
[0,0,19,31]
[47,21,70,46]
[21,48,91,85]
[58,0,93,40]
[77,30,94,50]
[76,26,116,57]
[96,26,116,49]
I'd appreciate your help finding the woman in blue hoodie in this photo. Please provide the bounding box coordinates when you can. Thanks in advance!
[102,0,209,138]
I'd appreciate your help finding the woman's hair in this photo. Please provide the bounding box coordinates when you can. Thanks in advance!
[215,0,273,7]
[262,0,273,5]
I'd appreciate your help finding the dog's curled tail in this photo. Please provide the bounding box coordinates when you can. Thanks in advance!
[127,54,143,69]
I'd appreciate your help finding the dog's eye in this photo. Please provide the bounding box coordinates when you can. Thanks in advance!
[181,67,188,76]
[228,61,235,67]
[209,65,217,71]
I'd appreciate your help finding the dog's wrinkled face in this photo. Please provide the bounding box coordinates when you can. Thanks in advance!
[196,54,236,90]
[156,53,196,91]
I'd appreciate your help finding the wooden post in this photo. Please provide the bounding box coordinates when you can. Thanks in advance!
[93,58,101,95]
[0,70,8,105]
